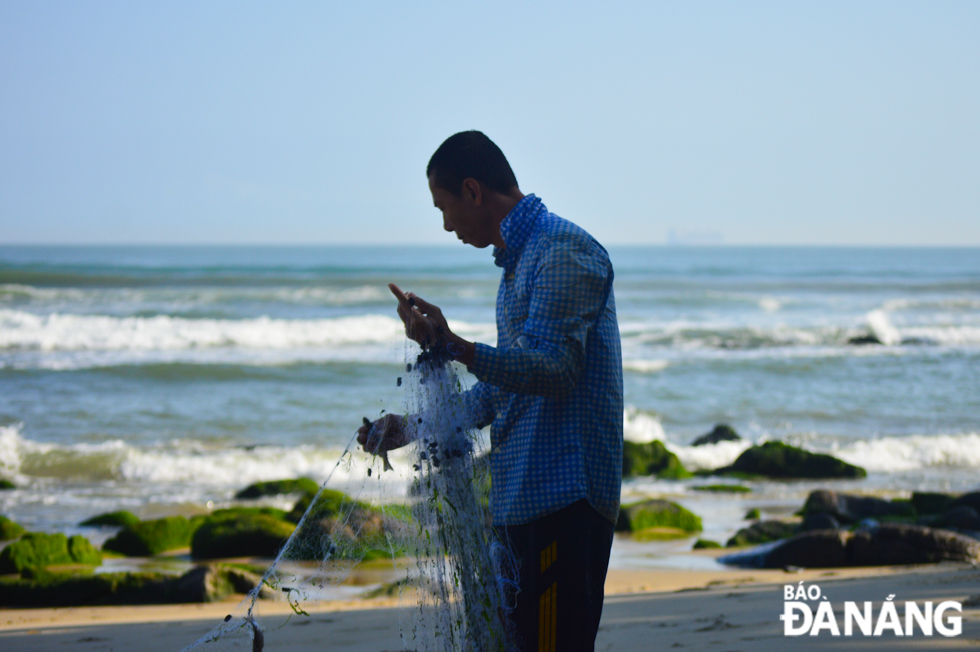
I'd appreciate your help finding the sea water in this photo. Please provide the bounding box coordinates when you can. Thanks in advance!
[1,245,978,562]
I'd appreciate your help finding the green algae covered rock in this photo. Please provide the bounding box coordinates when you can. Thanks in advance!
[615,499,702,539]
[622,440,692,479]
[693,538,722,549]
[0,532,102,574]
[80,511,141,528]
[726,520,799,547]
[0,515,25,542]
[0,479,15,490]
[716,441,866,479]
[286,488,364,523]
[103,516,195,556]
[235,477,320,500]
[191,513,295,560]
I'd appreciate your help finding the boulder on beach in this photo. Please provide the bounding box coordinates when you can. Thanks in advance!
[951,491,980,513]
[286,488,363,523]
[0,515,25,542]
[714,441,866,479]
[234,477,320,500]
[0,479,15,490]
[736,523,980,569]
[693,538,721,549]
[0,564,273,607]
[910,491,957,516]
[691,424,741,447]
[622,440,692,479]
[103,516,195,557]
[80,511,141,528]
[801,490,915,524]
[0,532,102,574]
[931,506,980,533]
[847,333,883,345]
[615,499,702,539]
[726,520,798,547]
[191,513,295,560]
[800,513,840,532]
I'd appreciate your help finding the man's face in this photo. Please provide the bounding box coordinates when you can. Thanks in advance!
[428,174,492,248]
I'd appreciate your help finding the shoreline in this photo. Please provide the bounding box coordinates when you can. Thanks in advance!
[2,563,977,651]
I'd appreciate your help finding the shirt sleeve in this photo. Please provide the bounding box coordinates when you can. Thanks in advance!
[458,380,496,429]
[467,235,611,398]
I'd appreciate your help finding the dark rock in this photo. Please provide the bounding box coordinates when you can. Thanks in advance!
[191,513,295,560]
[726,520,798,547]
[0,515,25,541]
[763,530,851,569]
[691,424,741,447]
[103,516,195,557]
[847,523,980,566]
[0,479,15,490]
[615,499,702,535]
[691,484,751,493]
[205,507,290,523]
[693,538,722,549]
[234,478,320,500]
[932,506,980,532]
[80,511,141,528]
[800,513,840,532]
[950,492,980,512]
[847,333,883,345]
[802,490,915,524]
[286,489,361,523]
[622,440,691,479]
[0,565,274,607]
[744,508,761,520]
[911,492,956,515]
[715,442,866,479]
[0,533,102,574]
[753,523,980,569]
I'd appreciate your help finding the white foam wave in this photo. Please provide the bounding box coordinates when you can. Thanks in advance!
[622,359,670,373]
[834,433,980,472]
[866,309,901,346]
[623,409,667,443]
[671,440,753,471]
[0,309,497,368]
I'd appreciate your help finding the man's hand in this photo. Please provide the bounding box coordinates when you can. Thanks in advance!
[357,413,411,454]
[388,283,475,364]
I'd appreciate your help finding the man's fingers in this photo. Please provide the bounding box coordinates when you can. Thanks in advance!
[388,283,410,305]
[407,293,440,317]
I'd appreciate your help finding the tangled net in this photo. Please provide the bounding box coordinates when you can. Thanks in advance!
[181,346,517,651]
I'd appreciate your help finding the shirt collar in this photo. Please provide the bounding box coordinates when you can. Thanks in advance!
[492,194,544,270]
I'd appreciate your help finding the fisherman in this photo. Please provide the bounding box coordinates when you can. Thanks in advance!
[357,130,623,652]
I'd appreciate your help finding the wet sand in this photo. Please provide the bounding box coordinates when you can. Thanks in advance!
[2,562,977,651]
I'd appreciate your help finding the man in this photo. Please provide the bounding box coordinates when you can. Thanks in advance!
[358,130,623,652]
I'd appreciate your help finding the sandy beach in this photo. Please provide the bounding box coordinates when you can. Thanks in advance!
[2,561,977,651]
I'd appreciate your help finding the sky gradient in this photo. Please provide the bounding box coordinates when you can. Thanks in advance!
[1,1,978,245]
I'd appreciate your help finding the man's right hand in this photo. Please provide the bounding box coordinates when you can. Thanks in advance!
[357,413,412,454]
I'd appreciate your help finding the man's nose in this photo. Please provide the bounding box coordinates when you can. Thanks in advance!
[443,215,453,232]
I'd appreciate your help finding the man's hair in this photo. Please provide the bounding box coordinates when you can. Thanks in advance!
[426,131,518,196]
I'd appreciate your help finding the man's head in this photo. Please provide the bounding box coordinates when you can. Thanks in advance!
[426,131,523,249]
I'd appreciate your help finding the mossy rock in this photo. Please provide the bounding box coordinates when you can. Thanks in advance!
[103,516,195,557]
[0,533,102,574]
[623,440,692,479]
[0,515,25,542]
[691,484,751,493]
[286,489,365,523]
[208,506,290,522]
[0,479,15,490]
[235,477,320,500]
[615,499,702,534]
[191,513,295,560]
[910,492,956,516]
[691,424,741,447]
[715,441,866,479]
[0,564,266,607]
[726,520,798,547]
[80,511,141,528]
[744,508,761,520]
[693,538,722,549]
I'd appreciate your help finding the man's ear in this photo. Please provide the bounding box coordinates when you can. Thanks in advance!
[462,178,483,206]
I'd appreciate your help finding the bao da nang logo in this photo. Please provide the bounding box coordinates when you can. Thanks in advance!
[781,582,962,637]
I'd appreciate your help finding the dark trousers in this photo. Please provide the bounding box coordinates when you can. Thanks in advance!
[495,499,615,652]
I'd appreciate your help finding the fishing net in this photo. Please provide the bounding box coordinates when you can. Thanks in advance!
[180,344,517,652]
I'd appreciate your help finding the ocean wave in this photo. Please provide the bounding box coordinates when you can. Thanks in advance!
[834,433,980,472]
[0,309,496,364]
[622,359,670,373]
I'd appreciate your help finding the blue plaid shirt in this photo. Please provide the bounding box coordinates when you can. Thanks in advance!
[463,194,623,526]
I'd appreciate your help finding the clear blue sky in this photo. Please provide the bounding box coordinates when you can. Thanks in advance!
[1,1,978,245]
